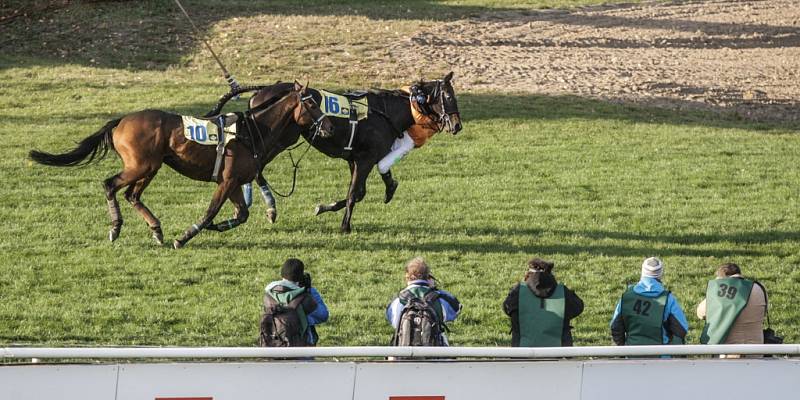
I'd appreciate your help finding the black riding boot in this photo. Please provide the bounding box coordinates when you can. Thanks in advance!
[381,170,399,204]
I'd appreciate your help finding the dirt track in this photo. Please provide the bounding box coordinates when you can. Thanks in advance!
[393,0,800,123]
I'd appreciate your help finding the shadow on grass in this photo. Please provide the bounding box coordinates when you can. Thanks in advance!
[11,91,796,134]
[163,221,788,259]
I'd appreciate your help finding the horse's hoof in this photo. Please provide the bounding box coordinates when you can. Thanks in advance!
[173,239,183,249]
[314,205,323,216]
[109,227,120,242]
[384,179,398,204]
[151,227,164,245]
[267,208,277,224]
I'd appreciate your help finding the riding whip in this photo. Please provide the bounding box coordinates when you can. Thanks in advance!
[172,0,241,95]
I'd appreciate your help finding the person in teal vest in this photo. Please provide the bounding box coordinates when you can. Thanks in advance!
[697,263,766,346]
[502,258,584,347]
[263,258,329,346]
[610,257,689,345]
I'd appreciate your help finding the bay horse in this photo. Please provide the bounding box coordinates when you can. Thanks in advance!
[235,72,462,233]
[29,82,333,248]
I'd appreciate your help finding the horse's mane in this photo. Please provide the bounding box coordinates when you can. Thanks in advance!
[368,88,407,97]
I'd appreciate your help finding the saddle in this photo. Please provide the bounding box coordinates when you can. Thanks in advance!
[182,112,242,181]
[318,89,369,151]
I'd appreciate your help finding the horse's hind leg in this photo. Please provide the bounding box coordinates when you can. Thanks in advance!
[173,179,237,249]
[340,160,372,234]
[314,160,355,216]
[206,185,249,232]
[256,173,278,223]
[102,170,145,242]
[124,171,163,245]
[315,199,347,215]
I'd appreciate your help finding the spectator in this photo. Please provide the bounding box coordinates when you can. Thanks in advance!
[697,263,766,346]
[259,258,329,347]
[386,257,461,346]
[610,257,689,345]
[502,258,584,347]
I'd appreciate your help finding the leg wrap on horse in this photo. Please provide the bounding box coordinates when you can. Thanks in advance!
[209,219,242,232]
[258,184,276,209]
[377,131,414,174]
[258,183,277,223]
[243,183,253,208]
[107,198,122,226]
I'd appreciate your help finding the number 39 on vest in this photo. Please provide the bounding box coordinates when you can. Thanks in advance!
[700,278,753,344]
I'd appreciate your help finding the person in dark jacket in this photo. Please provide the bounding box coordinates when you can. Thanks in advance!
[502,258,584,347]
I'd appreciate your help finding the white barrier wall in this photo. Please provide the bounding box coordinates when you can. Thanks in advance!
[353,361,583,400]
[0,364,118,399]
[2,359,799,400]
[116,363,356,400]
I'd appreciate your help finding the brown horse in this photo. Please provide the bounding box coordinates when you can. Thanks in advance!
[29,82,333,248]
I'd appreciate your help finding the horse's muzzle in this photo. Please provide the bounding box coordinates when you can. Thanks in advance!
[448,113,463,134]
[315,116,335,138]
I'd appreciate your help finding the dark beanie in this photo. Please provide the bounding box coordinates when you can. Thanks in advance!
[281,258,305,282]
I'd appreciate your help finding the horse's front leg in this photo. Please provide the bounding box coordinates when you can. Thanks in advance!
[206,184,249,232]
[173,178,237,249]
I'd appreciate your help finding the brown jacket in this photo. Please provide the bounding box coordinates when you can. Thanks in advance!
[697,277,766,344]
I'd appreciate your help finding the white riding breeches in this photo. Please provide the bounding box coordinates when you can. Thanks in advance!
[377,131,414,174]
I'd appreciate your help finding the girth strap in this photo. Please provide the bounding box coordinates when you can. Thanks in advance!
[345,98,358,151]
[211,115,226,181]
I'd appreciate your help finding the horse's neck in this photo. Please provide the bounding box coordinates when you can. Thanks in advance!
[254,101,298,153]
[376,93,415,131]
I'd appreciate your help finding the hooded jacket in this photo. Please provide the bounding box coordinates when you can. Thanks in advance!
[609,277,689,345]
[265,279,329,345]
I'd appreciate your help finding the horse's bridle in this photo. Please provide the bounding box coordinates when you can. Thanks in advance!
[300,93,327,141]
[417,80,459,133]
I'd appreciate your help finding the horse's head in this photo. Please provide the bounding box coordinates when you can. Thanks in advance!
[412,71,462,134]
[291,81,334,138]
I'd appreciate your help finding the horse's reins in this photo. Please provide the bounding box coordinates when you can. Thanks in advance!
[242,92,325,198]
[172,0,240,94]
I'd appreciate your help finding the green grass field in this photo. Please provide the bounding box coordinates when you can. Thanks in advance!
[1,0,797,348]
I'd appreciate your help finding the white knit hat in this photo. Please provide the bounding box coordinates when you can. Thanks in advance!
[641,257,664,279]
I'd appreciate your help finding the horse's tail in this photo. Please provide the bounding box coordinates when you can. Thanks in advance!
[29,118,121,167]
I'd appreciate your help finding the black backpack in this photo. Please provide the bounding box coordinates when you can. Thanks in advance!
[259,291,308,347]
[392,289,445,347]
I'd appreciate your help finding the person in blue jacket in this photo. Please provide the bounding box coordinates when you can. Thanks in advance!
[386,257,462,346]
[610,257,689,345]
[264,258,329,346]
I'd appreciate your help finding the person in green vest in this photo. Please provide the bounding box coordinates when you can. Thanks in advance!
[502,258,584,347]
[697,263,766,346]
[610,257,689,345]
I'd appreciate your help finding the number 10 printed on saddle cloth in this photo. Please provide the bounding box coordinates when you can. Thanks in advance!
[181,116,237,146]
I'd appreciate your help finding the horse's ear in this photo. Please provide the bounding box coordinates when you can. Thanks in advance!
[444,71,454,82]
[303,81,309,95]
[293,80,303,91]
